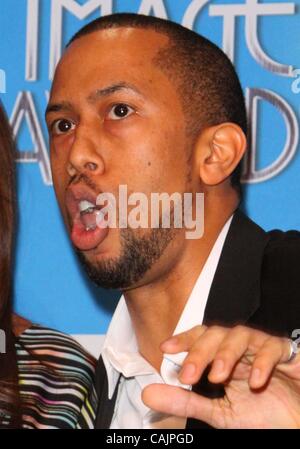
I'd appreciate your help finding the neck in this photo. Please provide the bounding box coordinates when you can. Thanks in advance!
[123,194,238,371]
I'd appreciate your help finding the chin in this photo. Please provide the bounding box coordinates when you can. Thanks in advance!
[78,239,119,264]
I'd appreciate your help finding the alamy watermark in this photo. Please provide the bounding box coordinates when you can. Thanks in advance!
[0,69,6,94]
[291,329,300,354]
[291,69,300,94]
[80,186,204,240]
[0,329,6,354]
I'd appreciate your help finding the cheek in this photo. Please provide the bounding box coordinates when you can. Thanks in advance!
[146,131,188,183]
[50,155,67,201]
[50,138,71,176]
[50,134,74,158]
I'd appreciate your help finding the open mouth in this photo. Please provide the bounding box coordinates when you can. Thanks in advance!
[65,186,109,252]
[78,199,106,231]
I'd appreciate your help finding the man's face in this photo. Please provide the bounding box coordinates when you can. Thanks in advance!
[47,27,197,290]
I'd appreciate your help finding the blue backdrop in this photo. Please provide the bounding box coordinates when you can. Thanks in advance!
[0,0,299,345]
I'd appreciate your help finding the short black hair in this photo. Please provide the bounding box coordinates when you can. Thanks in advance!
[68,13,247,196]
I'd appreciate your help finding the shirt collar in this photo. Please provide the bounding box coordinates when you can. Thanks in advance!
[101,297,155,398]
[101,215,233,398]
[163,214,233,369]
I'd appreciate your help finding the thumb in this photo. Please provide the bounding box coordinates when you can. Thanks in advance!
[142,384,216,425]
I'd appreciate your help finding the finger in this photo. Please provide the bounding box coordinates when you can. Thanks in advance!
[279,338,299,364]
[142,384,217,426]
[249,336,289,389]
[178,326,227,384]
[277,351,300,377]
[208,326,280,384]
[160,325,207,353]
[207,325,251,383]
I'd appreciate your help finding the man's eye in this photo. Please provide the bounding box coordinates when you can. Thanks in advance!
[107,104,135,120]
[51,119,75,135]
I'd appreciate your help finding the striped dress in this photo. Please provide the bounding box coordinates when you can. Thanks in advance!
[14,325,98,429]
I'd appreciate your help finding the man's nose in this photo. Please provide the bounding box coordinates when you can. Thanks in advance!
[67,130,105,178]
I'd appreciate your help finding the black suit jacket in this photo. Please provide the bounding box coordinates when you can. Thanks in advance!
[94,210,300,429]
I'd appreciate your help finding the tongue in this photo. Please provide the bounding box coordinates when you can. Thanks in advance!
[81,211,97,230]
[71,211,109,251]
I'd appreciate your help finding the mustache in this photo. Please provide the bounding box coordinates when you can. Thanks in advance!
[67,173,99,192]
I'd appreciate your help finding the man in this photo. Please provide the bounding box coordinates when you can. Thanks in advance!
[46,14,300,428]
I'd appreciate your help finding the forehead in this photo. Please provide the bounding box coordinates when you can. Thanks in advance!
[51,27,173,101]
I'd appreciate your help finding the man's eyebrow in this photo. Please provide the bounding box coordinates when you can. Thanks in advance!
[87,82,143,103]
[45,83,143,118]
[45,101,73,117]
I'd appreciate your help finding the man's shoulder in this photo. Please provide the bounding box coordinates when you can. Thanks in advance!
[263,228,300,272]
[262,228,300,297]
[250,228,300,336]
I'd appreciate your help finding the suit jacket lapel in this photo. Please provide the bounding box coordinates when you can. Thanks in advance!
[203,209,270,326]
[186,210,270,428]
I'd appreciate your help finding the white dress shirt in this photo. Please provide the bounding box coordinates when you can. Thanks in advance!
[101,216,233,429]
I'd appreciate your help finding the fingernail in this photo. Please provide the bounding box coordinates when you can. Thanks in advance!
[251,368,261,386]
[180,363,196,381]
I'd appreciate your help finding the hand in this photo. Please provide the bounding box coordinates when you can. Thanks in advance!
[142,325,300,428]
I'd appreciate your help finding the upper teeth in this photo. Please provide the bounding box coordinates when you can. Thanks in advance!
[79,200,96,213]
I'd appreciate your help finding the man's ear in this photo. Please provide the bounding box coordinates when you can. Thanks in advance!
[196,123,246,186]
